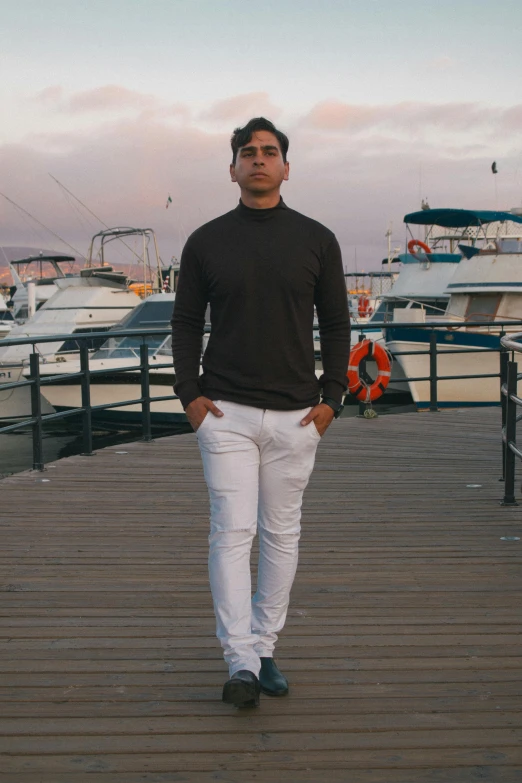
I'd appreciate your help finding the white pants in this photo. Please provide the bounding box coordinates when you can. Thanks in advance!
[196,400,320,676]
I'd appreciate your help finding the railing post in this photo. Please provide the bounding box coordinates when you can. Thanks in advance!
[501,359,518,506]
[357,331,366,416]
[429,329,438,412]
[29,350,44,471]
[140,342,152,442]
[500,347,509,480]
[79,341,93,456]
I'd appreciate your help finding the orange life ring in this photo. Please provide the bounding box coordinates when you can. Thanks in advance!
[408,239,432,255]
[347,339,391,403]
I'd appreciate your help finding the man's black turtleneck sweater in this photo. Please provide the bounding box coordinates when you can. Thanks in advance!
[171,199,351,411]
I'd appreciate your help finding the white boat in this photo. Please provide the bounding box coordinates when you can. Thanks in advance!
[385,208,522,408]
[356,250,460,337]
[37,293,184,427]
[343,231,462,402]
[8,253,76,323]
[0,267,142,421]
[0,296,14,339]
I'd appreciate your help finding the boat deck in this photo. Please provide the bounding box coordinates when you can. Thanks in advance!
[1,408,521,782]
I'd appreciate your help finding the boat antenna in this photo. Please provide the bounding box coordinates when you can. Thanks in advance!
[0,191,85,259]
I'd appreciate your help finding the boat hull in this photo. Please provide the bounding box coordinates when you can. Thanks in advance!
[0,365,56,421]
[41,373,186,428]
[386,327,502,407]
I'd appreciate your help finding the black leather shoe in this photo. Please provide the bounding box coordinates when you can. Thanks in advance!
[222,669,260,708]
[259,657,289,697]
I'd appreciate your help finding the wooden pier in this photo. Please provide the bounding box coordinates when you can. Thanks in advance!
[1,408,521,781]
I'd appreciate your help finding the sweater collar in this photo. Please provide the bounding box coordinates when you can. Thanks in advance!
[235,198,287,221]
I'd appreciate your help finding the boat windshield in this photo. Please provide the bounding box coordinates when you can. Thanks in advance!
[92,298,174,360]
[370,298,448,322]
[370,300,408,322]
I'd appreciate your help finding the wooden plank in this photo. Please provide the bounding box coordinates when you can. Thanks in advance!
[0,656,520,673]
[0,682,519,701]
[1,746,522,774]
[2,669,522,687]
[0,696,519,719]
[0,711,520,736]
[1,727,522,754]
[3,772,522,783]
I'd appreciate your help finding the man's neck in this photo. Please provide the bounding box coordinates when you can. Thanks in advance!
[239,189,282,209]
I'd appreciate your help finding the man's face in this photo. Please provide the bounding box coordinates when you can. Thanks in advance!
[230,130,289,195]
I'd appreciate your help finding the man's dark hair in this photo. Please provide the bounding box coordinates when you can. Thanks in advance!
[231,117,289,165]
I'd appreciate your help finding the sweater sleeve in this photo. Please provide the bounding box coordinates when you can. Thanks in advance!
[171,238,208,409]
[314,236,351,404]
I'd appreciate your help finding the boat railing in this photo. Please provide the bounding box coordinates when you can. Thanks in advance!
[0,319,521,472]
[499,331,522,505]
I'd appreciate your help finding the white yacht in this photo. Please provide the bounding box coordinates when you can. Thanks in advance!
[344,231,462,402]
[37,294,184,427]
[8,253,76,322]
[0,267,141,421]
[364,249,461,331]
[385,208,522,408]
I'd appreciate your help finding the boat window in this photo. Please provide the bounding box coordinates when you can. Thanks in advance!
[92,299,175,360]
[112,299,175,331]
[0,311,14,322]
[369,299,408,322]
[465,294,501,322]
[57,327,112,354]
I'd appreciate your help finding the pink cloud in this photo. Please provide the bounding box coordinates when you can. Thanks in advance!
[304,102,379,131]
[32,84,158,114]
[33,85,63,104]
[201,92,281,123]
[501,105,522,132]
[148,102,192,123]
[303,100,496,134]
[64,85,158,113]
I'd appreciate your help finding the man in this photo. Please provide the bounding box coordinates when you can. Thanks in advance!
[171,117,350,708]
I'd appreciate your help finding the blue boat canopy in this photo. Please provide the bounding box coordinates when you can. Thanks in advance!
[404,208,522,228]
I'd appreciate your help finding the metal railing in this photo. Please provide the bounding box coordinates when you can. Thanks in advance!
[499,331,522,505]
[0,319,520,472]
[0,328,177,471]
[380,320,511,413]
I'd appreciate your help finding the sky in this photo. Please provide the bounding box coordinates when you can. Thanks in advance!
[1,0,522,272]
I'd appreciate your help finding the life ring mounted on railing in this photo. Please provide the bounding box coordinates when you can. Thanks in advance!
[347,339,392,403]
[408,239,432,255]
